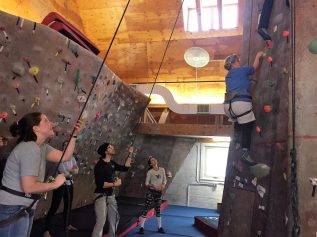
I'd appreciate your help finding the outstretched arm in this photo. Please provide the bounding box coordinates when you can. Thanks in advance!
[124,146,134,167]
[46,120,84,163]
[253,51,264,71]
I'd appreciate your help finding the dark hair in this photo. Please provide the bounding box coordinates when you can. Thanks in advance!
[147,156,153,171]
[97,142,110,157]
[224,54,239,70]
[9,112,42,144]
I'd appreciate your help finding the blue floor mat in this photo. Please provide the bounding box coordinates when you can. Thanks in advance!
[125,205,218,237]
[162,205,219,218]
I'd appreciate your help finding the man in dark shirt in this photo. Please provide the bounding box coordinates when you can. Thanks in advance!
[91,143,133,237]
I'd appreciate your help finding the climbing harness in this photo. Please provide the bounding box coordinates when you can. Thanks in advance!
[0,186,40,227]
[225,91,253,120]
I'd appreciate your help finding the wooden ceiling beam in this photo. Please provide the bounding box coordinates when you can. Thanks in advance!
[136,123,231,137]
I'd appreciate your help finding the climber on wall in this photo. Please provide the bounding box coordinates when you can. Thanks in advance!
[223,52,270,178]
[257,0,273,49]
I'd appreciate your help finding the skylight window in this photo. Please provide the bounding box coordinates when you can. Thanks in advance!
[183,0,199,32]
[222,0,238,29]
[182,0,238,32]
[201,0,219,30]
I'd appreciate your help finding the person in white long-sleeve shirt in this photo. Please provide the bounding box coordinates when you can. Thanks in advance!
[139,156,167,234]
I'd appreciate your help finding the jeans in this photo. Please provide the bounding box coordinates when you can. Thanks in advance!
[91,194,119,237]
[258,0,273,29]
[0,204,34,237]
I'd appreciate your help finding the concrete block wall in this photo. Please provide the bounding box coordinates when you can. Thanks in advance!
[164,143,224,209]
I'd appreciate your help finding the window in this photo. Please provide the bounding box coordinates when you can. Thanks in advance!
[183,0,199,32]
[201,0,219,30]
[182,0,238,32]
[222,0,239,29]
[198,141,229,183]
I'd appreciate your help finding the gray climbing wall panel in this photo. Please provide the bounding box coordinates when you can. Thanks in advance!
[0,10,148,218]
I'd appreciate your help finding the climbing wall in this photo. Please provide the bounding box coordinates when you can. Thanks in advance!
[119,134,195,198]
[0,10,148,218]
[294,1,317,236]
[218,1,291,237]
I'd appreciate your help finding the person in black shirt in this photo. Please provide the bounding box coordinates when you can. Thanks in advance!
[91,143,133,237]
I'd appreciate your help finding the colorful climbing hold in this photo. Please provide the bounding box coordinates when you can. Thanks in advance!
[263,105,272,113]
[29,66,40,76]
[282,30,289,43]
[308,38,317,54]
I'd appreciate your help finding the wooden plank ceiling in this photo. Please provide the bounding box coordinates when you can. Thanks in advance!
[75,0,244,88]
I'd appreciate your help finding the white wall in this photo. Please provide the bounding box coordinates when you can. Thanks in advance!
[164,142,226,209]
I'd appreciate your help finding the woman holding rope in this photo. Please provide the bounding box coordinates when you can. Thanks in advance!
[0,112,84,237]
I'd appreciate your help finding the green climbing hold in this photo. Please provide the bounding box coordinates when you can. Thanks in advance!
[267,80,274,87]
[308,38,317,54]
[250,164,270,178]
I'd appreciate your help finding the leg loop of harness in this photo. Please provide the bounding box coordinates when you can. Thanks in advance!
[0,200,37,228]
[228,97,253,120]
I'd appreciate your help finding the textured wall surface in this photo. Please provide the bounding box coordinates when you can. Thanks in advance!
[219,0,291,236]
[0,10,148,218]
[294,1,317,236]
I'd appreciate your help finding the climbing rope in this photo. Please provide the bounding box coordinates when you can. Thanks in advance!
[290,0,300,236]
[130,0,185,145]
[50,2,132,237]
[246,0,254,66]
[52,0,131,177]
[148,0,185,97]
[134,0,185,226]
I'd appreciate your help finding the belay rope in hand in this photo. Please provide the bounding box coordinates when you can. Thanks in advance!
[48,1,132,237]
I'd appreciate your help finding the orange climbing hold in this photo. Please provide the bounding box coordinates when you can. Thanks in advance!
[267,56,273,67]
[282,31,289,43]
[282,30,289,37]
[267,56,273,63]
[263,105,272,113]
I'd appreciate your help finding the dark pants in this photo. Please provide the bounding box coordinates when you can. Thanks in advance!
[258,0,273,30]
[141,189,162,218]
[44,184,73,231]
[234,121,254,150]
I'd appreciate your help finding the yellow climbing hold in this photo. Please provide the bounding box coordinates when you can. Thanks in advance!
[29,66,40,76]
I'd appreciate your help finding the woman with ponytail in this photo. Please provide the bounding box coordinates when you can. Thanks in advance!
[138,156,167,234]
[0,112,83,237]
